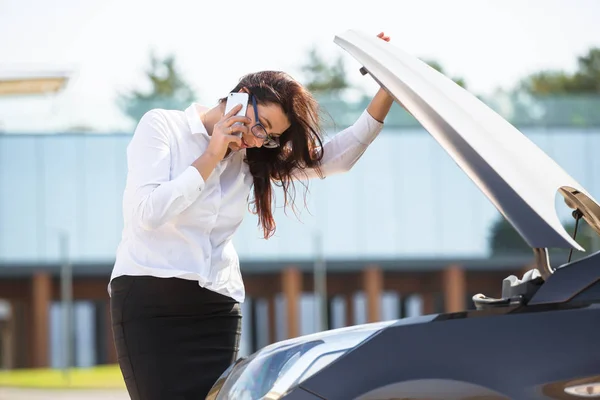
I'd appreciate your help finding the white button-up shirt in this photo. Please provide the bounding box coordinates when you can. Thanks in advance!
[110,102,384,302]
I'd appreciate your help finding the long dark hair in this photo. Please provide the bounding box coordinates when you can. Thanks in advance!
[221,71,325,239]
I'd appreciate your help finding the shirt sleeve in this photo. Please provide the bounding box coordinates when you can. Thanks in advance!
[124,109,205,230]
[292,109,384,180]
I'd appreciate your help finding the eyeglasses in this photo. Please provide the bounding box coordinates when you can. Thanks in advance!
[250,94,280,149]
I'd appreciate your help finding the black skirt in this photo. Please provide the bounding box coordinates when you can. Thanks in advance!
[110,275,242,400]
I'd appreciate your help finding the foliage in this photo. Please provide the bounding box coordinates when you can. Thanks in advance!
[421,59,468,88]
[488,215,596,261]
[519,48,600,95]
[118,50,197,125]
[509,47,600,127]
[299,45,352,96]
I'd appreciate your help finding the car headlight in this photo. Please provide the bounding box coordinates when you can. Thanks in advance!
[206,321,396,400]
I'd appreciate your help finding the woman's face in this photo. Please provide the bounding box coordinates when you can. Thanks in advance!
[229,101,291,151]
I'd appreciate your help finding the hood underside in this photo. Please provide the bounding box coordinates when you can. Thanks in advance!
[334,29,600,251]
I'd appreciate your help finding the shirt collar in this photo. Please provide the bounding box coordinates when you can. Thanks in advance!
[185,103,210,137]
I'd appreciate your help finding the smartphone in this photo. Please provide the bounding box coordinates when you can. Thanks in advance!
[224,92,249,137]
[225,92,249,119]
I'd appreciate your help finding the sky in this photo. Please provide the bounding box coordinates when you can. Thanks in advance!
[0,0,599,133]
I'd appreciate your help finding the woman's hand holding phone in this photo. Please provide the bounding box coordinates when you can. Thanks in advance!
[192,103,251,181]
[207,104,251,161]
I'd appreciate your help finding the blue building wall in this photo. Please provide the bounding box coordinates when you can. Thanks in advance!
[1,125,600,266]
[3,97,600,366]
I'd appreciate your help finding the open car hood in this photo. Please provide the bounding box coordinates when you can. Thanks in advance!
[334,29,600,253]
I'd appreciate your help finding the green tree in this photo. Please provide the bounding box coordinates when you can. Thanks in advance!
[519,70,576,95]
[421,59,468,88]
[118,51,197,124]
[489,215,594,261]
[511,47,600,127]
[299,46,352,96]
[574,48,600,92]
[519,47,600,95]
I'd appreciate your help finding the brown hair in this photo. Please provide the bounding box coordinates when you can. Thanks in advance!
[221,71,325,239]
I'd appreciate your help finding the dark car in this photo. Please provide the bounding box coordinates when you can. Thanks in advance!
[206,29,600,400]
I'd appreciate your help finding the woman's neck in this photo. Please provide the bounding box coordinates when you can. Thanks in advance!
[201,102,226,136]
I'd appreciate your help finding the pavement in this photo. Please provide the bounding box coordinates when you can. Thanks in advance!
[0,388,130,400]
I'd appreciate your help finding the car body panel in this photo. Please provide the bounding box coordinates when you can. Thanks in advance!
[529,249,600,304]
[293,299,600,399]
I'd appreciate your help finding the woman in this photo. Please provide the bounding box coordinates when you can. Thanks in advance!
[110,33,394,400]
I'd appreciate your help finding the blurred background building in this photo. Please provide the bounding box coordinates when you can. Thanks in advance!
[1,0,600,373]
[2,92,600,370]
